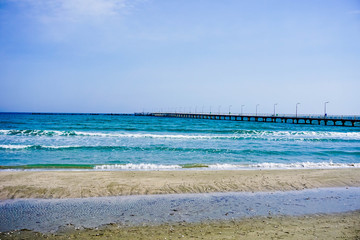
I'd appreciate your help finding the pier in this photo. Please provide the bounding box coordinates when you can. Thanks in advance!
[150,112,360,127]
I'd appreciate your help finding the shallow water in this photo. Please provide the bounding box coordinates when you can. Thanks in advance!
[0,187,359,233]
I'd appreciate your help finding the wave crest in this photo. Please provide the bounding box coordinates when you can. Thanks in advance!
[94,163,182,170]
[0,145,79,150]
[92,161,360,170]
[1,129,360,141]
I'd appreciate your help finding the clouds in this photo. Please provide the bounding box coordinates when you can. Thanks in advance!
[13,0,130,22]
[9,0,141,34]
[1,0,360,114]
[2,0,146,48]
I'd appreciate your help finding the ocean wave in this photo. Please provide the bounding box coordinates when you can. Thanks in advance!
[92,161,360,170]
[1,129,360,141]
[1,144,360,158]
[209,161,360,169]
[0,129,76,136]
[94,163,182,170]
[0,145,32,149]
[1,161,359,171]
[0,145,80,150]
[0,129,213,139]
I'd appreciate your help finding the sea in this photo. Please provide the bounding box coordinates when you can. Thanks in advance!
[0,113,359,170]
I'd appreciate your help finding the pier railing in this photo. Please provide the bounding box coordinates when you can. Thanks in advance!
[153,113,359,120]
[149,112,360,126]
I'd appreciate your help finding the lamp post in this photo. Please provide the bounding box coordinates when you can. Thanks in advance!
[241,105,245,115]
[324,101,329,117]
[256,104,259,116]
[195,106,197,114]
[218,105,221,114]
[273,103,278,116]
[229,105,232,115]
[202,105,204,113]
[210,106,212,114]
[296,103,300,117]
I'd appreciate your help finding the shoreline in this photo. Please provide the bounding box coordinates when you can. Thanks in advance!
[1,168,359,200]
[1,161,359,170]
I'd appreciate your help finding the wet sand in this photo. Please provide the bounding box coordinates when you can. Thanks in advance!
[0,168,359,199]
[1,211,359,239]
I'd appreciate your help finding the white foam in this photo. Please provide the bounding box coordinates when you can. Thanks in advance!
[267,131,360,139]
[0,129,73,136]
[69,131,360,140]
[75,132,214,139]
[92,161,360,171]
[1,129,360,140]
[0,145,80,150]
[208,161,360,170]
[94,163,182,170]
[0,145,31,149]
[42,145,80,149]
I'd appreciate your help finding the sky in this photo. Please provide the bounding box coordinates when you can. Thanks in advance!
[0,0,359,115]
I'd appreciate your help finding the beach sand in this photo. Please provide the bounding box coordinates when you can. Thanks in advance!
[0,168,359,199]
[1,211,359,239]
[1,168,359,239]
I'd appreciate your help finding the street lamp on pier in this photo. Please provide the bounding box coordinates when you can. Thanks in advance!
[273,103,278,116]
[241,105,245,115]
[256,104,260,116]
[296,103,300,117]
[324,101,329,117]
[218,105,221,114]
[229,105,232,115]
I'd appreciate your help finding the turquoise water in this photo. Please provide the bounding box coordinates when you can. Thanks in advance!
[0,113,359,170]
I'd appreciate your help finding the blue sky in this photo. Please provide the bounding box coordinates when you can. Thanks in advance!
[1,0,359,115]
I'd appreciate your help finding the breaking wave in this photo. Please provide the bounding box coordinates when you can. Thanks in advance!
[2,145,359,159]
[0,145,79,150]
[94,163,182,170]
[1,129,360,141]
[93,161,360,170]
[1,162,359,171]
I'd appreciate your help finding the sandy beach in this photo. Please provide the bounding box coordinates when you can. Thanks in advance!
[1,168,359,239]
[1,211,359,239]
[0,168,359,199]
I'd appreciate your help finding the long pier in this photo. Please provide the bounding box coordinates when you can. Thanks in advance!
[151,112,360,127]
